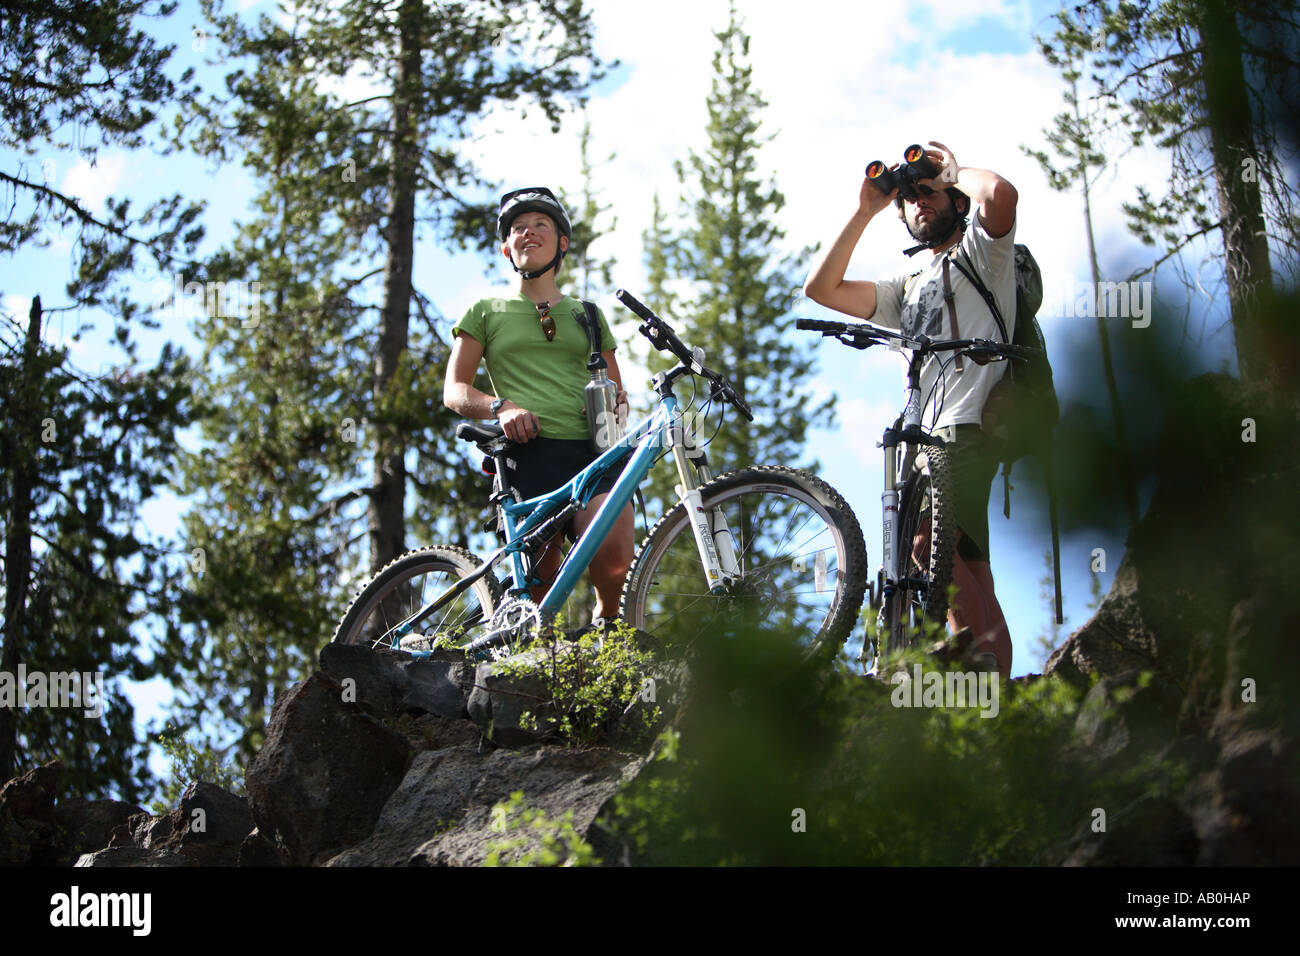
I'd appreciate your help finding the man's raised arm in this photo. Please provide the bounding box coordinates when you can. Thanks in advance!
[803,175,898,319]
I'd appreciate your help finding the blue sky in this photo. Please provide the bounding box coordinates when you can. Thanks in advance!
[1,0,1242,785]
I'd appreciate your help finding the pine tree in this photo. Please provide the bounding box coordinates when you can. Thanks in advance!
[571,117,618,302]
[1023,34,1140,531]
[641,3,829,510]
[1,1,201,796]
[1043,0,1300,384]
[0,0,204,293]
[1,297,191,799]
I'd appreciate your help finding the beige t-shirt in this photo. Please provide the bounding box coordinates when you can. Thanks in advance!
[870,217,1017,430]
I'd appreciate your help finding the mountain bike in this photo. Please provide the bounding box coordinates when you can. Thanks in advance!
[797,317,1038,671]
[330,290,867,662]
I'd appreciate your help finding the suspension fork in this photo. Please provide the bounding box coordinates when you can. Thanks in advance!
[881,381,924,594]
[668,408,741,590]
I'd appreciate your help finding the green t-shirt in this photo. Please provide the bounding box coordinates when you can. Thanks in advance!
[451,293,617,440]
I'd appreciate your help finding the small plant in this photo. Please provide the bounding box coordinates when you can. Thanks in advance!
[493,618,662,746]
[150,721,244,813]
[482,790,599,866]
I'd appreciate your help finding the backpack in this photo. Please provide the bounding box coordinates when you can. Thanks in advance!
[950,244,1058,466]
[952,243,1064,624]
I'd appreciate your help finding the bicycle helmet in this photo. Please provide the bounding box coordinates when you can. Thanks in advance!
[497,186,573,279]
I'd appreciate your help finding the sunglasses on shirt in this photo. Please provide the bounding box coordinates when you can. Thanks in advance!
[536,301,556,341]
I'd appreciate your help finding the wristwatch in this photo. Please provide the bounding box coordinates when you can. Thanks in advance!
[489,397,505,419]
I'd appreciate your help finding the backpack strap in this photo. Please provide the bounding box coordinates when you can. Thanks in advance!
[950,253,1009,344]
[941,257,963,372]
[574,299,603,362]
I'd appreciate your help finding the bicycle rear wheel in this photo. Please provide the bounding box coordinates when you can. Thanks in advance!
[331,546,503,650]
[619,466,866,661]
[881,445,955,656]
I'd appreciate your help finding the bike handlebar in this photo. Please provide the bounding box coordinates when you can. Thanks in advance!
[796,317,1039,362]
[616,289,754,421]
[796,317,873,335]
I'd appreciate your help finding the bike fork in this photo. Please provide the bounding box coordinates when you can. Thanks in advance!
[670,422,739,591]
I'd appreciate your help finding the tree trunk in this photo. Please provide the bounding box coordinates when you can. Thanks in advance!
[1200,0,1276,383]
[0,296,42,782]
[370,0,423,572]
[1076,73,1139,532]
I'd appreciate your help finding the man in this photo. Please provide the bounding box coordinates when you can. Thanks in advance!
[804,141,1017,677]
[443,186,634,622]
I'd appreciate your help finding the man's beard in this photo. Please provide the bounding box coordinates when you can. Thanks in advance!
[905,203,961,245]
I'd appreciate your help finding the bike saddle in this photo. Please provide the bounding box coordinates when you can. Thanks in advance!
[456,422,505,444]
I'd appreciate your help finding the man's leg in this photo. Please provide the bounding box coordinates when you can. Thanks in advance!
[948,534,1011,678]
[571,492,635,620]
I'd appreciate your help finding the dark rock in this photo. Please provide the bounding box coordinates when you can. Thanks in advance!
[319,642,409,715]
[319,642,474,720]
[132,782,253,867]
[1193,717,1300,865]
[137,811,175,850]
[327,744,644,866]
[325,746,485,866]
[1044,553,1160,684]
[245,672,411,865]
[400,658,475,718]
[400,713,483,752]
[52,797,145,866]
[467,652,557,747]
[74,846,197,867]
[0,761,64,865]
[414,746,642,866]
[238,827,291,867]
[1064,794,1198,866]
[1070,669,1180,765]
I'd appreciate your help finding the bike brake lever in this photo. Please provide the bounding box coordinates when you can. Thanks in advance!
[836,333,875,351]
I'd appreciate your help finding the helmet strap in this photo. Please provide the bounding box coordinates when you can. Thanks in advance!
[506,231,567,280]
[902,215,967,257]
[511,246,565,280]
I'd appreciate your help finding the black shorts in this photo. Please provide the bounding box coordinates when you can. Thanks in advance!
[504,437,622,502]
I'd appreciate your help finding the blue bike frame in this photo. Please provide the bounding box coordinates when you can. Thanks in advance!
[500,394,676,615]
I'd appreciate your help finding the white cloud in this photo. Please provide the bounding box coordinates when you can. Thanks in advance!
[60,154,128,213]
[3,294,31,322]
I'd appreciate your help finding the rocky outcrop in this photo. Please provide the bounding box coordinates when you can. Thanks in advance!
[1048,374,1300,866]
[0,762,145,866]
[243,671,411,865]
[5,634,659,867]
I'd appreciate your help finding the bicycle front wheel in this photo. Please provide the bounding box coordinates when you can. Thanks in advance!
[331,546,503,650]
[882,444,955,656]
[620,466,866,660]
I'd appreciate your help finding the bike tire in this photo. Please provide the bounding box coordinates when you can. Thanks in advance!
[619,466,867,661]
[330,546,503,649]
[882,444,955,655]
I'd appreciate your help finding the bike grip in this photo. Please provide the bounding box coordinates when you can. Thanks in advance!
[796,318,848,333]
[616,289,656,321]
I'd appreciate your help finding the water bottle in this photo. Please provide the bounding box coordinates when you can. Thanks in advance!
[584,356,623,453]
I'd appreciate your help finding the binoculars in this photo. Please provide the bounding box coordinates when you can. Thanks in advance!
[866,144,940,201]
